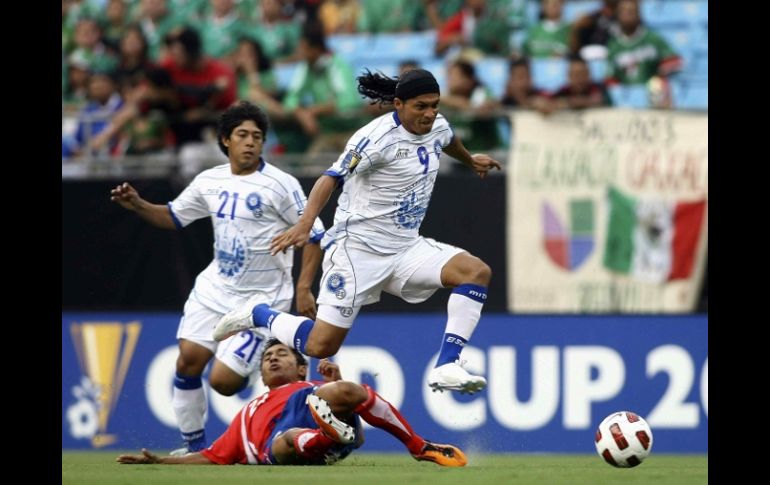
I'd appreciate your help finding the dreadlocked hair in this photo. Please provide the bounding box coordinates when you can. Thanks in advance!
[357,69,399,105]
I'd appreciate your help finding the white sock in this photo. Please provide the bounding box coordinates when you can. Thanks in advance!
[270,313,309,349]
[445,292,484,340]
[172,386,207,434]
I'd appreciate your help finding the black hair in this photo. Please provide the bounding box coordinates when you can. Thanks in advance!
[357,69,399,105]
[301,20,327,51]
[261,338,308,367]
[509,56,531,72]
[166,26,202,60]
[451,59,480,84]
[237,36,272,72]
[217,101,270,156]
[357,68,439,105]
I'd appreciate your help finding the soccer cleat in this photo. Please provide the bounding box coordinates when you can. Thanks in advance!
[427,360,487,394]
[411,441,467,467]
[306,394,356,445]
[169,446,192,457]
[212,298,266,342]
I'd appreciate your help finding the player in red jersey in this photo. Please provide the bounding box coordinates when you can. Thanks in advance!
[117,339,467,466]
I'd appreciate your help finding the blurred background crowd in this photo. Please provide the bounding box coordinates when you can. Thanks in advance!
[61,0,708,177]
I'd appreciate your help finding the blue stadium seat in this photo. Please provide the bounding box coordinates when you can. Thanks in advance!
[531,58,568,92]
[588,58,607,81]
[643,0,709,29]
[525,0,540,26]
[373,31,438,63]
[562,0,601,23]
[672,80,708,110]
[274,62,299,90]
[327,33,376,61]
[421,59,447,91]
[657,26,694,54]
[475,57,509,99]
[608,84,650,109]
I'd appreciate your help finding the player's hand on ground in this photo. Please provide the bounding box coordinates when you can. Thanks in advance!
[116,448,161,464]
[470,154,502,179]
[318,359,342,382]
[296,288,317,320]
[270,223,311,255]
[110,182,141,210]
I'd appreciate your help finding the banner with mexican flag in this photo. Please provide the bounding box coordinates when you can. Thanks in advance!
[603,186,707,284]
[507,108,708,312]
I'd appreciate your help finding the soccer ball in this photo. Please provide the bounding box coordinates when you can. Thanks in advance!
[594,411,653,468]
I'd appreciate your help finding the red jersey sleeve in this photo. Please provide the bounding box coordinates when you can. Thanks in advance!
[200,408,247,465]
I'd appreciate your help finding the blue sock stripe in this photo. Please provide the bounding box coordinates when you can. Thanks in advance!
[436,333,468,367]
[452,283,488,303]
[252,303,281,328]
[181,429,207,451]
[444,333,467,345]
[293,320,314,355]
[174,373,202,390]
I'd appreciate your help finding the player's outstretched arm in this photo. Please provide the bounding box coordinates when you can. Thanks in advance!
[443,137,502,179]
[110,182,176,229]
[116,448,214,465]
[270,175,338,255]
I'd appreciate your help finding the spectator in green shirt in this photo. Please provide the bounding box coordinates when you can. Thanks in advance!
[606,0,682,85]
[281,22,361,154]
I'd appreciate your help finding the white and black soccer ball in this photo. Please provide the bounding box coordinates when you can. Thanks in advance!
[594,411,653,468]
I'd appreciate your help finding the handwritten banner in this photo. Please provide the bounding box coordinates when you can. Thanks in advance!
[507,108,708,312]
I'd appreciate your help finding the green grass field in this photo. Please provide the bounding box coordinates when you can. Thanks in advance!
[63,451,707,484]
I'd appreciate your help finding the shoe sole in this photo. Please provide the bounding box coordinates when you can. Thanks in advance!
[212,313,252,341]
[413,445,468,467]
[428,379,487,394]
[306,394,355,444]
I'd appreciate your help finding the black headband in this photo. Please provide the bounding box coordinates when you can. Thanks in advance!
[395,70,440,101]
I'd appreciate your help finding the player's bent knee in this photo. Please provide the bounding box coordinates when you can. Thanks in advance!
[317,381,368,412]
[304,338,341,358]
[209,378,242,396]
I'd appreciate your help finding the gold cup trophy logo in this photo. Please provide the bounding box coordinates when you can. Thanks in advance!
[67,321,141,448]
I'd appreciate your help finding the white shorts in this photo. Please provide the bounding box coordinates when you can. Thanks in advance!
[316,236,464,328]
[176,295,290,377]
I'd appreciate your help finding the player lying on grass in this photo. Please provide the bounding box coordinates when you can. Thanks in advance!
[117,339,467,466]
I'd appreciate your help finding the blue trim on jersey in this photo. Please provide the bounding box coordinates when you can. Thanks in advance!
[392,111,401,126]
[167,203,184,230]
[323,170,345,187]
[258,157,266,171]
[309,231,325,244]
[322,239,336,251]
[452,283,488,303]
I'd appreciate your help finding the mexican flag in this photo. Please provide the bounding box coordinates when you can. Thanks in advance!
[603,187,707,283]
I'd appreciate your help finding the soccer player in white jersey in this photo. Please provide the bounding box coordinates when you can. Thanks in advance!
[214,69,501,394]
[110,101,325,453]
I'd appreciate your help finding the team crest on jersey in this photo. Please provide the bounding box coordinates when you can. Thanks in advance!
[434,140,443,158]
[341,150,361,174]
[215,223,246,277]
[339,307,354,318]
[393,191,427,229]
[395,148,409,159]
[327,272,347,299]
[245,192,263,218]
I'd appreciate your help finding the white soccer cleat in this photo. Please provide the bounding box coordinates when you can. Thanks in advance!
[306,394,356,444]
[169,446,192,457]
[427,360,487,394]
[213,298,262,342]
